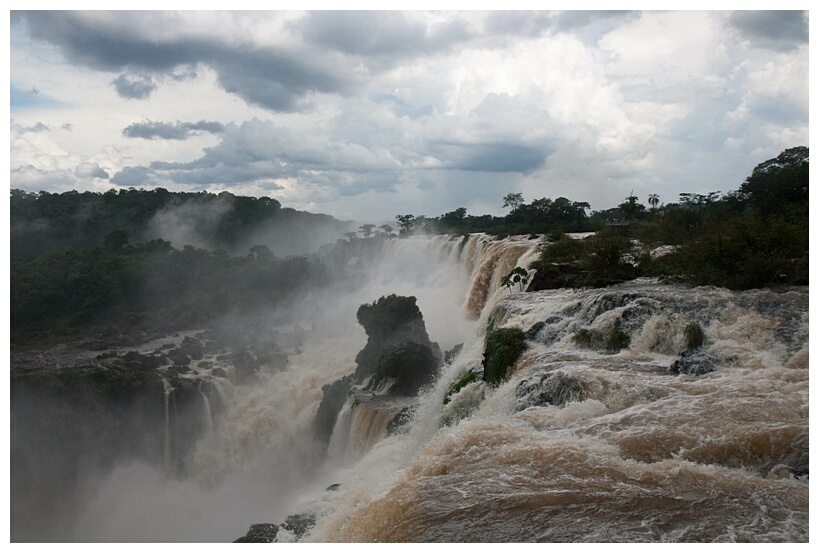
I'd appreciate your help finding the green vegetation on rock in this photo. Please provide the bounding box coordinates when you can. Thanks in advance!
[683,322,705,350]
[572,326,631,353]
[443,371,479,405]
[483,327,527,386]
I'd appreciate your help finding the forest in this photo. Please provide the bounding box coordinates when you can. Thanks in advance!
[10,146,808,347]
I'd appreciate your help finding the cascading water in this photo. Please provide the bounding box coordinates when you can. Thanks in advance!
[54,234,806,542]
[299,237,808,542]
[161,378,174,473]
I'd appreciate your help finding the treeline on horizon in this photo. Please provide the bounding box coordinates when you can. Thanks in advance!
[9,146,808,345]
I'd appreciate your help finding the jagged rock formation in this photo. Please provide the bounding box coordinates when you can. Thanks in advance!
[353,294,441,390]
[314,294,441,446]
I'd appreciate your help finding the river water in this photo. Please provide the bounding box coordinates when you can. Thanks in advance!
[38,234,808,542]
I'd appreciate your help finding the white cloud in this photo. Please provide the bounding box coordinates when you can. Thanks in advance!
[8,10,809,222]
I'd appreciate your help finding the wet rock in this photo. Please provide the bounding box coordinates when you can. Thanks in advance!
[515,371,589,411]
[281,513,316,539]
[353,294,441,393]
[314,374,354,444]
[229,351,261,385]
[210,367,228,379]
[234,523,279,543]
[669,351,718,376]
[234,513,316,543]
[123,351,163,370]
[165,365,190,377]
[167,349,191,367]
[524,321,546,340]
[444,343,464,364]
[373,342,438,395]
[180,336,204,360]
[386,405,416,435]
[257,351,288,372]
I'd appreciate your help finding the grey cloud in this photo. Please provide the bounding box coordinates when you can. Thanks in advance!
[484,11,638,39]
[17,11,202,71]
[75,162,109,179]
[112,74,157,99]
[110,165,152,187]
[210,49,345,112]
[295,11,473,61]
[428,141,549,174]
[728,11,808,52]
[16,11,349,112]
[123,120,226,140]
[62,123,74,131]
[552,11,640,33]
[370,92,433,119]
[484,11,556,37]
[11,164,74,189]
[22,122,49,133]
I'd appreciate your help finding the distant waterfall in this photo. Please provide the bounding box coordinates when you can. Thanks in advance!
[161,378,174,473]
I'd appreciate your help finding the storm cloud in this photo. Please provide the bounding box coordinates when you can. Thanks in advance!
[123,120,226,140]
[10,10,809,222]
[728,11,808,52]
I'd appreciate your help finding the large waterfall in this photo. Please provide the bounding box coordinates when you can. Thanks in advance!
[24,234,808,542]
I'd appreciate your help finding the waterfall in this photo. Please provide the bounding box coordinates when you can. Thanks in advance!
[327,399,397,462]
[161,377,174,473]
[48,233,807,542]
[200,388,214,439]
[301,237,808,543]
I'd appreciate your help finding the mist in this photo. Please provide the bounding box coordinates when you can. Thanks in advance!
[10,232,481,542]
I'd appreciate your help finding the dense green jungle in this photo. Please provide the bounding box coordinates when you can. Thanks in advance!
[10,146,808,348]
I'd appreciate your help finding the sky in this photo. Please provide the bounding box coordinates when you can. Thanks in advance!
[7,7,810,224]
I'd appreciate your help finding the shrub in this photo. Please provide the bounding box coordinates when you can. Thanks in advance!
[356,294,422,339]
[483,328,527,385]
[683,322,705,350]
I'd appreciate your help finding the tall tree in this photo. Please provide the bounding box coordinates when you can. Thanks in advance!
[502,192,524,211]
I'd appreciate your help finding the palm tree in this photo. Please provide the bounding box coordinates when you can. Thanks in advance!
[648,193,660,211]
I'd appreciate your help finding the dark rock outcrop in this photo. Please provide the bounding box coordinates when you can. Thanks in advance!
[515,371,589,411]
[180,336,204,360]
[314,374,354,444]
[353,294,441,388]
[234,523,280,543]
[669,350,718,376]
[233,513,316,543]
[314,295,442,447]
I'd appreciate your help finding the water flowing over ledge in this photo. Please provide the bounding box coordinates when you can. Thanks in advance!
[11,233,808,542]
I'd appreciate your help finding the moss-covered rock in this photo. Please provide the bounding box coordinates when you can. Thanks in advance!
[605,327,631,352]
[443,370,479,405]
[683,321,705,350]
[572,326,630,353]
[483,327,527,386]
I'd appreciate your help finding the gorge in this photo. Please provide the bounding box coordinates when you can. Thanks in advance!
[10,233,809,542]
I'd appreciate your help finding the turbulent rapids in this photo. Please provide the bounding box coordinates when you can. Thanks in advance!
[11,234,809,542]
